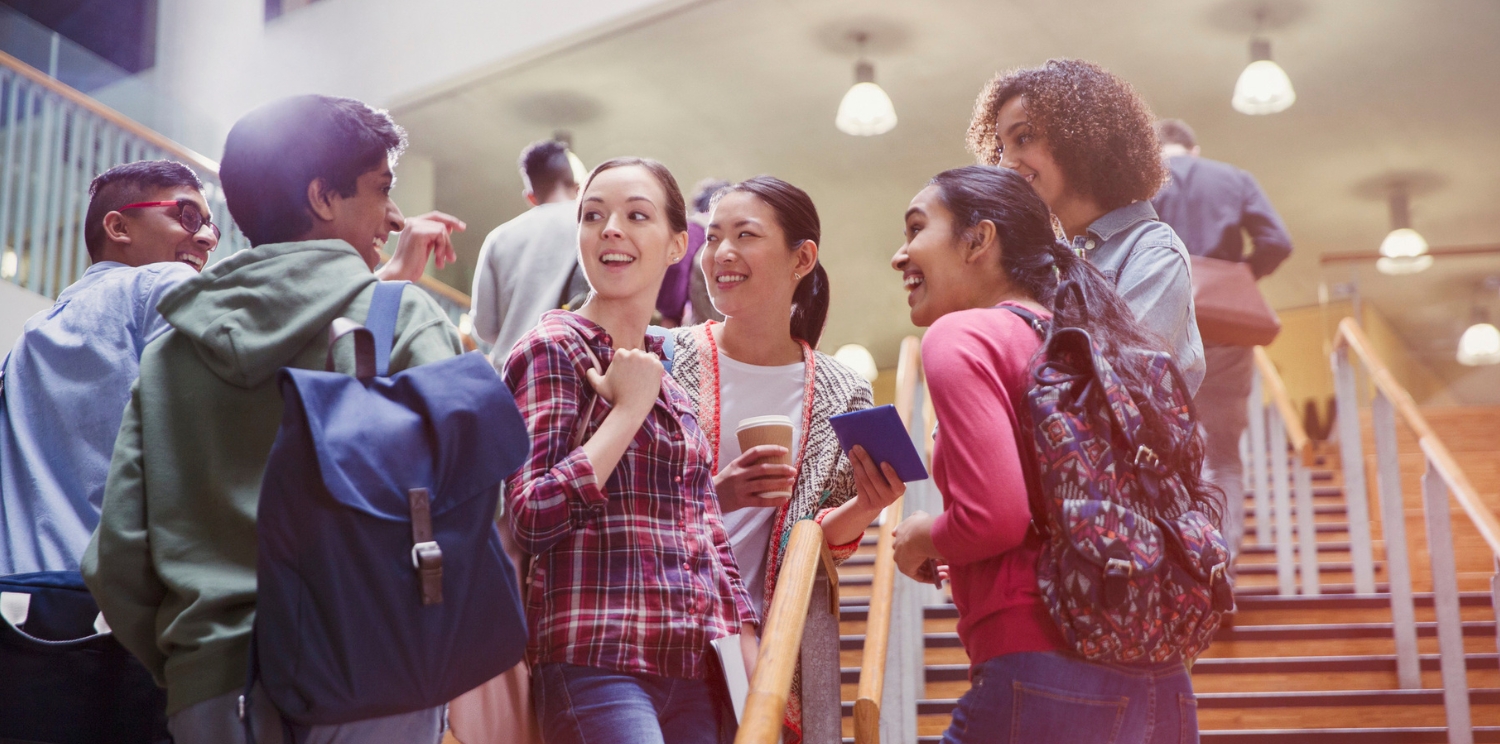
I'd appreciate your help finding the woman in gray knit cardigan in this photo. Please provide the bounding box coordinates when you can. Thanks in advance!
[671,176,905,743]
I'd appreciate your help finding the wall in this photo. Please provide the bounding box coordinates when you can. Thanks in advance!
[0,280,55,349]
[142,0,692,158]
[1261,300,1455,413]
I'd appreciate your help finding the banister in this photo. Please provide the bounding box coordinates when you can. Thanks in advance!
[853,335,923,744]
[736,519,837,744]
[0,48,476,313]
[0,48,219,176]
[1334,318,1500,557]
[1252,346,1311,463]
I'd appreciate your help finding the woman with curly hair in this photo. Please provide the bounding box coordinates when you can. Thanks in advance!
[968,58,1205,392]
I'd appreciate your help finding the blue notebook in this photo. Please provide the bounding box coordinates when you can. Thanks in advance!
[827,404,929,483]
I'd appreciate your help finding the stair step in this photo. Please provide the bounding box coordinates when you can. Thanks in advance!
[1236,562,1357,576]
[1241,541,1352,555]
[1234,582,1389,596]
[1235,592,1492,610]
[1200,729,1500,743]
[1217,620,1495,642]
[858,687,1500,715]
[1191,653,1500,675]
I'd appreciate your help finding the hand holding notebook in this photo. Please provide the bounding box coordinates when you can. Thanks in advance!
[827,405,929,482]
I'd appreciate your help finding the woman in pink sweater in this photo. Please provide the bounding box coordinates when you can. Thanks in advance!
[890,165,1204,743]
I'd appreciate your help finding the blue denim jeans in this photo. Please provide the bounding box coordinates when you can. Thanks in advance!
[941,652,1198,744]
[532,663,730,744]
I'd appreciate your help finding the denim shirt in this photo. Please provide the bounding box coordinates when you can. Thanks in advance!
[1071,201,1205,395]
[0,260,195,573]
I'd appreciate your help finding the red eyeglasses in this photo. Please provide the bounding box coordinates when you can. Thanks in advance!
[118,198,221,244]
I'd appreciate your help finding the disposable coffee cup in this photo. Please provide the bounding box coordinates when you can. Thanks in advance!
[736,415,794,500]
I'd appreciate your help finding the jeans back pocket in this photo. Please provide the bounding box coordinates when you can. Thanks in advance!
[1010,680,1127,744]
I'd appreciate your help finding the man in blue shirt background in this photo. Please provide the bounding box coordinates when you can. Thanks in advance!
[1151,118,1293,570]
[0,159,217,574]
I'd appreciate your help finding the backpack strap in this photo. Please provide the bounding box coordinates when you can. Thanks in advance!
[998,303,1048,338]
[570,333,604,452]
[366,281,408,377]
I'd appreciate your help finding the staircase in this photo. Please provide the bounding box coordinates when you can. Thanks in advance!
[830,326,1500,744]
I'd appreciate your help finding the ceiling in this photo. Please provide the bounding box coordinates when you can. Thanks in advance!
[392,0,1500,397]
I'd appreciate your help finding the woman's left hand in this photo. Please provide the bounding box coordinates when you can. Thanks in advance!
[892,510,938,582]
[850,445,905,513]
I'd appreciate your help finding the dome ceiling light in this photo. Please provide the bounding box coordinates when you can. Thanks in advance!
[1232,10,1296,115]
[833,344,879,383]
[1458,279,1500,367]
[835,32,897,137]
[1375,185,1433,276]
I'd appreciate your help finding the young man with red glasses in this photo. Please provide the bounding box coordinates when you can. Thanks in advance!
[82,94,465,743]
[0,159,220,575]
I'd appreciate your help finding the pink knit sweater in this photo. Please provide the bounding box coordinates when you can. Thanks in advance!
[925,303,1067,670]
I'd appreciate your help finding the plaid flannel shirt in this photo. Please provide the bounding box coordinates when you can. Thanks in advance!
[502,311,756,680]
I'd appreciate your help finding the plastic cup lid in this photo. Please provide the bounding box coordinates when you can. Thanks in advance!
[737,415,794,432]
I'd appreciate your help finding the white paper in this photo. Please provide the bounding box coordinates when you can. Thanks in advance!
[711,633,750,723]
[0,591,30,627]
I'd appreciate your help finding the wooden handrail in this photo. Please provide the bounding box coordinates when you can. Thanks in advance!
[1252,346,1311,462]
[0,49,476,312]
[1333,318,1500,557]
[0,48,219,176]
[852,335,923,744]
[737,519,837,744]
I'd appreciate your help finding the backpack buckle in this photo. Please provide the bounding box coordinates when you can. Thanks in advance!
[411,541,444,606]
[1103,556,1133,609]
[1134,445,1160,470]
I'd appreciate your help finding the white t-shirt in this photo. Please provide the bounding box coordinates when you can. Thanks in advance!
[716,351,806,618]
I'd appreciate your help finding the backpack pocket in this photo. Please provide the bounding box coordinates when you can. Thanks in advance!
[1040,499,1168,662]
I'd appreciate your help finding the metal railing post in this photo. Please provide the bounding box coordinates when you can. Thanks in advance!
[1248,369,1272,546]
[1422,461,1473,744]
[1268,406,1296,596]
[1332,347,1378,593]
[1372,391,1420,688]
[1293,458,1320,596]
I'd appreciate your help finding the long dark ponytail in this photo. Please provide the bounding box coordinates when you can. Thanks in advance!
[929,165,1220,522]
[718,176,830,348]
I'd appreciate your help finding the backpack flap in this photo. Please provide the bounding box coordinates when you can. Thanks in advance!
[1057,499,1164,610]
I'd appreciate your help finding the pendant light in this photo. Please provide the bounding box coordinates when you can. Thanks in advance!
[1458,279,1500,366]
[833,344,879,383]
[1375,185,1432,275]
[835,32,897,137]
[1231,11,1296,115]
[1458,312,1500,366]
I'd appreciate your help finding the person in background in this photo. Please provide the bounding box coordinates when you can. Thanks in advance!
[472,139,586,360]
[82,94,464,743]
[502,157,755,744]
[670,176,904,742]
[890,165,1208,743]
[967,58,1205,394]
[673,178,729,326]
[0,160,216,575]
[1152,117,1293,567]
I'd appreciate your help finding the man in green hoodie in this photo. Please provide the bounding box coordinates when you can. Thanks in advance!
[82,95,465,743]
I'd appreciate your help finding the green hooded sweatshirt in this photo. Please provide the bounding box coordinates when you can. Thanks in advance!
[81,240,462,715]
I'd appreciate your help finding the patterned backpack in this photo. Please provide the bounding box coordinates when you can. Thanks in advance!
[1004,299,1234,664]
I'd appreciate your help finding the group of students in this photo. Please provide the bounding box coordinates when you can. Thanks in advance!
[0,56,1252,744]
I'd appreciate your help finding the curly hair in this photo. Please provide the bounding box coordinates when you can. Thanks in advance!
[967,59,1167,212]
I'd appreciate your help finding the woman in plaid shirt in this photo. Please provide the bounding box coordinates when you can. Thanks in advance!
[502,157,757,744]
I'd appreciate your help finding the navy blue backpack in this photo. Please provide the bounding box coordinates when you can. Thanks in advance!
[250,282,530,730]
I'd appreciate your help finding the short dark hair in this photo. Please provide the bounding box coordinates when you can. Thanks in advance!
[519,139,576,199]
[219,95,407,247]
[577,157,688,235]
[84,160,205,259]
[967,59,1168,211]
[690,178,730,215]
[1155,118,1198,149]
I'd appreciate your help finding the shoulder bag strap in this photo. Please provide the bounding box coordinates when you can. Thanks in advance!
[569,333,604,452]
[366,281,408,377]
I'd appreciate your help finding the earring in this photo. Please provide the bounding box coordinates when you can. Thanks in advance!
[793,272,801,282]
